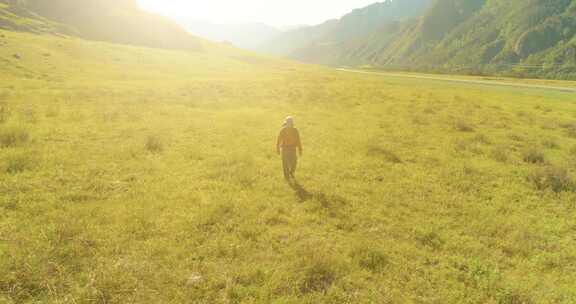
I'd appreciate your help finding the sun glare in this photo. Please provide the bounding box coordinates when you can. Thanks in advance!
[137,0,380,25]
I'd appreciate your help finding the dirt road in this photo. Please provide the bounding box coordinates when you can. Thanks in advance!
[337,69,576,93]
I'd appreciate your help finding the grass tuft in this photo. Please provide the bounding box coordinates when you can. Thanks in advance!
[416,231,444,250]
[351,245,389,273]
[0,103,10,124]
[498,289,535,304]
[0,124,29,148]
[542,138,560,149]
[560,122,576,138]
[299,259,336,294]
[522,148,545,164]
[472,133,491,145]
[528,166,575,193]
[454,120,475,132]
[3,151,36,174]
[491,146,509,162]
[145,134,163,153]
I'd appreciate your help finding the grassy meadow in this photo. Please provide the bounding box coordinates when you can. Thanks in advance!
[1,29,576,303]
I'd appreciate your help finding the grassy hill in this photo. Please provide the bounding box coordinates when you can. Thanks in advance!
[0,2,68,33]
[0,0,204,50]
[1,27,576,303]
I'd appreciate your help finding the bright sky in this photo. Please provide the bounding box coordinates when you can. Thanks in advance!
[137,0,380,26]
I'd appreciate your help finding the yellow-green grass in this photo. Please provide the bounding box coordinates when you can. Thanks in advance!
[1,29,576,303]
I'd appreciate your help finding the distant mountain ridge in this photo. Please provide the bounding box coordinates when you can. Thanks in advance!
[258,0,433,64]
[0,0,204,50]
[261,0,576,79]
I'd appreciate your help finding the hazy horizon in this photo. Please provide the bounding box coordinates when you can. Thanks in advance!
[137,0,381,27]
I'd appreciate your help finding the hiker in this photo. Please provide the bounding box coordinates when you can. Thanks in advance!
[276,116,302,180]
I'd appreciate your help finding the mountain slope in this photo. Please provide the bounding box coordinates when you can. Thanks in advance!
[0,1,69,34]
[366,0,576,78]
[259,0,432,64]
[259,0,576,79]
[0,0,204,50]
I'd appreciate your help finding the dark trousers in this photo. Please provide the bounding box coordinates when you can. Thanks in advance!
[282,147,298,179]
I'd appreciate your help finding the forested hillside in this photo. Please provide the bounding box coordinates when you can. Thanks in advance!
[263,0,576,79]
[0,0,204,50]
[363,0,576,78]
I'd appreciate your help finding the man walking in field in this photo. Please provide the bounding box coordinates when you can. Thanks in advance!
[277,116,302,181]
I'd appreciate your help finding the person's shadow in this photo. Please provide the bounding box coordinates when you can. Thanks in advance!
[288,180,312,202]
[288,180,348,207]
